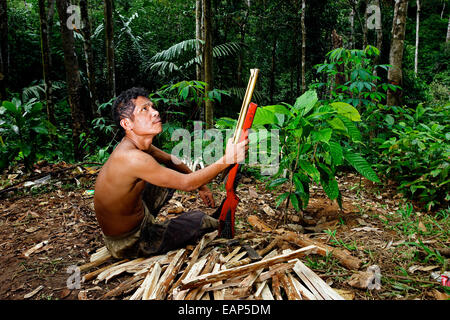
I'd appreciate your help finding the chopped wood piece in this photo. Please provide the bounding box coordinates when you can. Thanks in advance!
[289,272,316,300]
[223,287,252,300]
[227,239,278,268]
[276,230,362,270]
[150,249,187,300]
[78,254,113,273]
[255,281,267,297]
[184,249,220,300]
[292,259,344,300]
[181,245,316,290]
[257,261,296,282]
[212,264,225,300]
[141,262,162,300]
[102,274,146,299]
[172,258,207,300]
[278,272,301,300]
[172,231,217,289]
[271,273,283,300]
[260,283,274,300]
[90,246,110,262]
[225,251,247,267]
[82,259,128,282]
[94,258,146,283]
[221,246,241,264]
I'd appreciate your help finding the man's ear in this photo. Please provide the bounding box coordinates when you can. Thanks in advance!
[120,118,133,131]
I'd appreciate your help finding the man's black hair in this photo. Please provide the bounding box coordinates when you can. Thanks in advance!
[112,87,149,137]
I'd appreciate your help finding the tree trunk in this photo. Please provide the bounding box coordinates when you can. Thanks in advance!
[195,0,202,82]
[349,8,355,49]
[0,0,8,101]
[387,0,408,106]
[80,0,98,115]
[414,0,420,77]
[56,0,87,160]
[301,0,306,94]
[104,0,115,99]
[446,15,450,43]
[38,0,55,124]
[332,30,345,93]
[237,1,250,88]
[269,38,277,104]
[203,0,214,129]
[363,0,368,48]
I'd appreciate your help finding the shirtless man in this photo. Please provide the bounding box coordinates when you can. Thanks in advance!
[94,87,248,259]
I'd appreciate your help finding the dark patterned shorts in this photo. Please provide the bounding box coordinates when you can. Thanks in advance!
[102,184,218,259]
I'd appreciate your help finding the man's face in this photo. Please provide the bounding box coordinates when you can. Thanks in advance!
[125,96,162,136]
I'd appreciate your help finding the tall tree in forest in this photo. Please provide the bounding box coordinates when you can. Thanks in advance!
[236,0,250,88]
[195,0,203,82]
[0,0,8,101]
[446,15,450,43]
[414,0,420,76]
[56,0,87,160]
[387,0,408,106]
[104,0,116,99]
[203,0,214,129]
[38,0,55,124]
[269,37,277,104]
[301,0,306,94]
[80,0,98,115]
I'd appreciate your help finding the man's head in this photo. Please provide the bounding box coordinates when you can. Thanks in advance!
[112,87,162,138]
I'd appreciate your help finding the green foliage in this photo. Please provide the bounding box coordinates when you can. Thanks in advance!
[312,46,398,111]
[373,103,449,210]
[0,97,56,170]
[253,89,379,220]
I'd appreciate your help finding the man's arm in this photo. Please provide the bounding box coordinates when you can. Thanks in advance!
[131,138,247,192]
[148,145,193,174]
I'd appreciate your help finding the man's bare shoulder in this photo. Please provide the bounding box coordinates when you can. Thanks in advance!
[109,140,158,169]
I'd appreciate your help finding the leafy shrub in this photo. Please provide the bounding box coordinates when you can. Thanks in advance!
[373,103,449,210]
[252,89,380,220]
[0,97,56,171]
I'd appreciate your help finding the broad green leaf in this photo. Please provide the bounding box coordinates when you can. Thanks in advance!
[344,152,380,183]
[331,102,361,121]
[253,107,278,126]
[290,193,300,211]
[338,115,361,142]
[320,175,339,200]
[299,160,320,184]
[385,114,395,126]
[32,126,48,134]
[275,192,289,208]
[327,117,346,131]
[293,174,305,194]
[311,128,332,143]
[329,141,343,166]
[2,101,19,115]
[293,90,318,116]
[268,177,288,189]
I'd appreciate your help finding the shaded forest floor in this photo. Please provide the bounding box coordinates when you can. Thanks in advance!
[0,162,448,300]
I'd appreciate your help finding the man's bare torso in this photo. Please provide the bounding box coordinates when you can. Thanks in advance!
[94,138,149,237]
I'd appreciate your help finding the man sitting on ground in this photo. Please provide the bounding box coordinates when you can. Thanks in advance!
[94,87,248,259]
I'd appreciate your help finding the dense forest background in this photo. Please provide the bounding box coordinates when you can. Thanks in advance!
[0,0,449,212]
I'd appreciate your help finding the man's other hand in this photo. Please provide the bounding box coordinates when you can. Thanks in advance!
[199,185,215,208]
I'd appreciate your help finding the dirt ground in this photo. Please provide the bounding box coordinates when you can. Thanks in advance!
[0,162,448,300]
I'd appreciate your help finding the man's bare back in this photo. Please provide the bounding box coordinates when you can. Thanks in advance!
[94,138,148,236]
[94,90,248,240]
